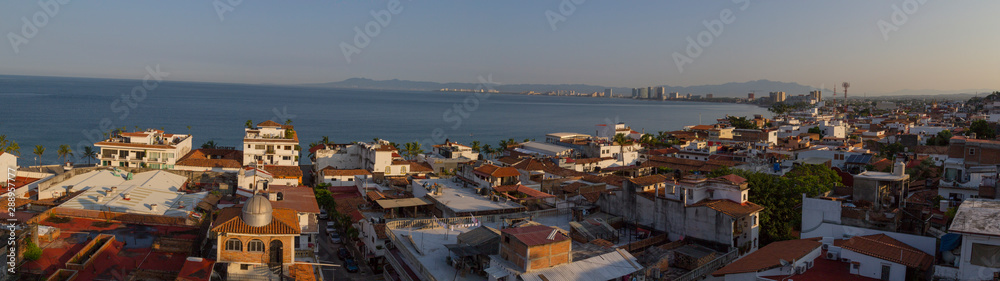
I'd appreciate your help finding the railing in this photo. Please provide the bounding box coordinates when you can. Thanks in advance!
[673,249,739,281]
[295,249,314,259]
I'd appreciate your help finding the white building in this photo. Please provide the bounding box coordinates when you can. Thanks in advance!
[596,123,640,140]
[243,120,300,166]
[935,198,1000,280]
[96,129,192,169]
[1,152,16,183]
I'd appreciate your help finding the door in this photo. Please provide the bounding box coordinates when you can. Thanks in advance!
[880,264,890,280]
[270,240,283,265]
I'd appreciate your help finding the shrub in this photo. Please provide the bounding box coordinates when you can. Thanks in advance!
[24,241,42,261]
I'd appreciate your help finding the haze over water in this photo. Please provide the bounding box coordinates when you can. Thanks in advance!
[0,75,770,165]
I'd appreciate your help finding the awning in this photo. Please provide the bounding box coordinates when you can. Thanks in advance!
[375,197,433,209]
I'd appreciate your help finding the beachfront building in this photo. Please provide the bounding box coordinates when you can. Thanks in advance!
[243,120,300,166]
[95,129,192,169]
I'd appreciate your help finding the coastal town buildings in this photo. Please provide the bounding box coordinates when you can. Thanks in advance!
[243,120,300,166]
[95,129,192,169]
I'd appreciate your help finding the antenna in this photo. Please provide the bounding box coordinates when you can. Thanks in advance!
[842,82,850,116]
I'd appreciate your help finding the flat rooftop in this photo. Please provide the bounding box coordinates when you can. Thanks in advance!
[950,198,1000,237]
[413,178,524,214]
[57,170,207,217]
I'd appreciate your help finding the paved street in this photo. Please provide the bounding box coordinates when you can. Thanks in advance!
[317,218,379,281]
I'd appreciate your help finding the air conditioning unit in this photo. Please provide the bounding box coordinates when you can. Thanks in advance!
[822,244,829,250]
[826,252,839,260]
[795,266,805,274]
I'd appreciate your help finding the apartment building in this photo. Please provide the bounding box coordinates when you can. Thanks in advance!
[243,120,300,166]
[96,129,192,169]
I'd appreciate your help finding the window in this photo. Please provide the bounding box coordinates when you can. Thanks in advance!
[385,166,391,174]
[248,239,265,252]
[241,264,250,270]
[347,178,353,181]
[225,238,242,251]
[401,166,407,174]
[970,148,976,155]
[687,190,693,200]
[282,156,291,160]
[753,216,757,226]
[255,145,265,150]
[852,263,860,270]
[971,243,1000,268]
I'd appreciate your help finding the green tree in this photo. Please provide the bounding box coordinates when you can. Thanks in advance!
[81,146,98,165]
[613,133,633,166]
[639,133,656,147]
[57,144,73,163]
[881,142,905,159]
[470,141,481,153]
[201,140,219,149]
[0,135,21,156]
[481,144,493,159]
[23,240,42,261]
[807,126,823,137]
[727,116,759,130]
[245,119,253,129]
[33,145,45,168]
[969,120,996,140]
[710,164,840,245]
[285,119,293,125]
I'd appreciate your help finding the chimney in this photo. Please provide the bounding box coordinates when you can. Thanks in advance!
[150,204,158,212]
[123,193,131,200]
[268,192,278,201]
[109,186,117,193]
[96,195,105,203]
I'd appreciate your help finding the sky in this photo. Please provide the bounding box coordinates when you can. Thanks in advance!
[1,1,998,94]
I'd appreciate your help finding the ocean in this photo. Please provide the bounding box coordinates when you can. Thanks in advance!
[0,75,770,166]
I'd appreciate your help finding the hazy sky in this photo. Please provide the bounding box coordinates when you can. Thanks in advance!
[1,1,998,94]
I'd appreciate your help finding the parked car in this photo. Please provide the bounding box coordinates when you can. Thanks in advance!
[326,221,336,233]
[330,232,342,244]
[344,258,360,273]
[337,247,351,260]
[319,209,328,219]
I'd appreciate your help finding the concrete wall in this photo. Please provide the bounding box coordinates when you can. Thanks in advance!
[801,196,843,234]
[840,248,906,281]
[957,233,1000,281]
[800,222,936,255]
[596,189,737,249]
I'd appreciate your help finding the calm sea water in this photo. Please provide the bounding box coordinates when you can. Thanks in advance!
[0,75,769,166]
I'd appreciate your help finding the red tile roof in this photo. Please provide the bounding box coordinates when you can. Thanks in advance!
[256,120,282,127]
[629,174,667,186]
[211,207,301,235]
[177,258,216,281]
[263,165,303,178]
[176,149,243,168]
[712,239,821,276]
[321,168,371,177]
[758,250,880,281]
[502,225,569,247]
[288,264,317,281]
[715,174,747,185]
[474,164,521,178]
[689,200,764,218]
[265,185,321,214]
[493,184,555,199]
[835,234,933,270]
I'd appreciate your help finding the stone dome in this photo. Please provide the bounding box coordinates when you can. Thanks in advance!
[241,193,273,227]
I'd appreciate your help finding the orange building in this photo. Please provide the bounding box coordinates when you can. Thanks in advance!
[212,193,304,278]
[498,225,572,272]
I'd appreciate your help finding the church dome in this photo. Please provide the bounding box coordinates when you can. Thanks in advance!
[241,193,273,227]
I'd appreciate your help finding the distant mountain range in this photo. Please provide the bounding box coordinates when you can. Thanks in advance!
[303,78,996,99]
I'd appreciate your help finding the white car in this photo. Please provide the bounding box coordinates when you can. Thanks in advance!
[329,232,342,244]
[326,221,336,233]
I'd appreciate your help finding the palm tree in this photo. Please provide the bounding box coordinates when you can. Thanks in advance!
[639,134,655,147]
[57,145,73,164]
[284,119,293,125]
[245,120,254,129]
[613,133,632,166]
[410,141,424,158]
[0,135,20,156]
[470,141,481,153]
[321,136,330,144]
[481,144,493,159]
[33,145,45,168]
[82,147,98,165]
[201,140,219,149]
